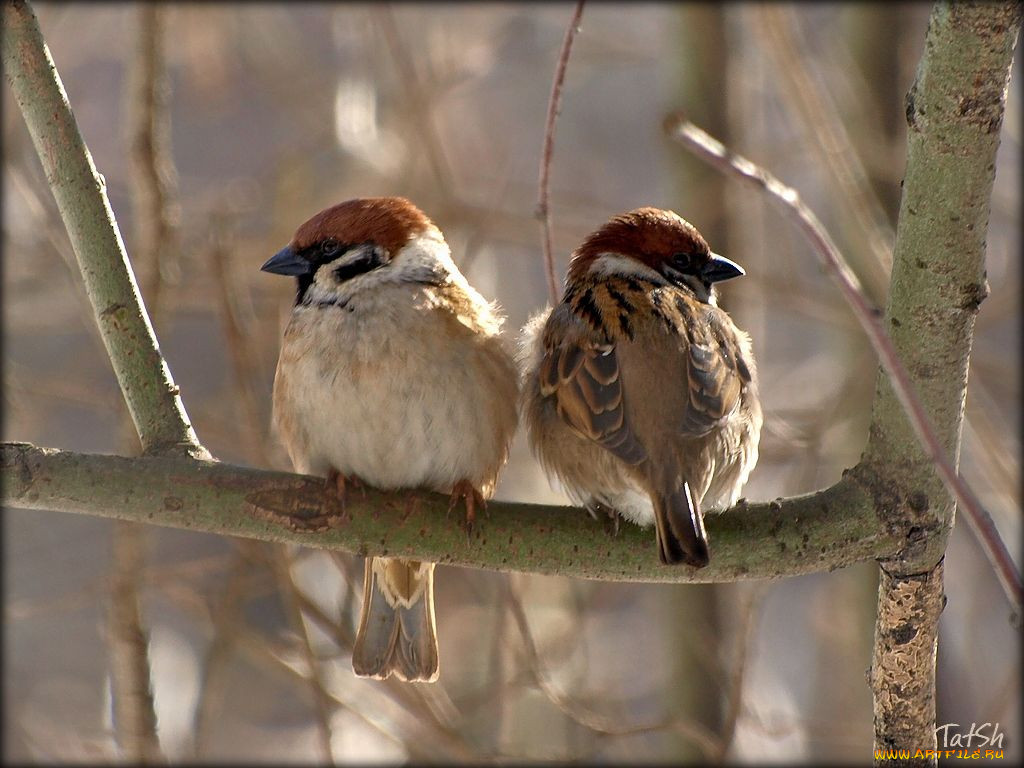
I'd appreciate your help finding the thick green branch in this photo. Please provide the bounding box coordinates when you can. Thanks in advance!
[2,443,900,584]
[1,0,204,458]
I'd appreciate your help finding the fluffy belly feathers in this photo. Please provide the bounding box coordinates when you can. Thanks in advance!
[274,298,514,494]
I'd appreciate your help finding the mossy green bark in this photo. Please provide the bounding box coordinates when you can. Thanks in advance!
[2,442,897,584]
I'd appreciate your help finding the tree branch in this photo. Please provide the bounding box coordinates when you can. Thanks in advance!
[1,0,206,459]
[2,442,899,584]
[862,0,1021,577]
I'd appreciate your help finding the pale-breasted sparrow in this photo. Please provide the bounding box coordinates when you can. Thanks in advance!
[263,197,518,681]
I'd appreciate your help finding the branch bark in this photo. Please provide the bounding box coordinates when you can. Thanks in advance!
[2,442,899,584]
[1,0,205,459]
[870,562,945,766]
[862,0,1020,577]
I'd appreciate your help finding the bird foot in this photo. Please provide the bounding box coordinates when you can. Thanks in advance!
[586,502,621,538]
[326,469,365,512]
[448,480,486,540]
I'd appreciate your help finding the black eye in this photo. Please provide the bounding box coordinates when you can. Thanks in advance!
[321,238,341,258]
[671,253,693,271]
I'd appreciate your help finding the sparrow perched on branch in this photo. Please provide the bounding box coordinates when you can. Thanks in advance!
[263,197,518,682]
[519,207,761,567]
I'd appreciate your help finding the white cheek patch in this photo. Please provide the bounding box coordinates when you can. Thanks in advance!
[388,231,465,287]
[588,254,667,283]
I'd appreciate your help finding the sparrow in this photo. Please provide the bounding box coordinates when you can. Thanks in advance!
[263,197,518,682]
[519,207,761,567]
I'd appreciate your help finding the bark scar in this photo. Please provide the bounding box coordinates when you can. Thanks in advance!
[245,485,349,533]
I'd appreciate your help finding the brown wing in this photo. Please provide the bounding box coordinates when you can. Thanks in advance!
[673,295,750,437]
[539,339,647,466]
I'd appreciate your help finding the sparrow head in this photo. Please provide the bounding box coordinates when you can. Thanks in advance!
[262,197,453,306]
[567,207,744,304]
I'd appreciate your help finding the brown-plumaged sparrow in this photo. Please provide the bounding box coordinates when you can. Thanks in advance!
[263,197,518,682]
[519,207,761,567]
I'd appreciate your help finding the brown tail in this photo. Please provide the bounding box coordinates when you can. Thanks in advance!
[652,482,710,568]
[352,557,439,682]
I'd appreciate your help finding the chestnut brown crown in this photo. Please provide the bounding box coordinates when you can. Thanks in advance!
[565,207,745,298]
[261,197,442,299]
[568,207,708,276]
[292,196,436,257]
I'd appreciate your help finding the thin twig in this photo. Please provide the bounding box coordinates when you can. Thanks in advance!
[208,212,272,466]
[755,5,894,300]
[664,115,1023,614]
[372,6,454,191]
[190,544,259,758]
[536,0,585,306]
[106,9,181,760]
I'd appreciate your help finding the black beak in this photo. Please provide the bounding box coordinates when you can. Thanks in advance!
[261,246,310,276]
[701,252,745,283]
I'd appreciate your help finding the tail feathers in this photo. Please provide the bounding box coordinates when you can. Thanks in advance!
[652,483,709,568]
[352,558,439,682]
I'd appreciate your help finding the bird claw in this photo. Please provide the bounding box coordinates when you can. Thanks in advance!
[587,502,621,538]
[326,469,365,513]
[449,480,485,542]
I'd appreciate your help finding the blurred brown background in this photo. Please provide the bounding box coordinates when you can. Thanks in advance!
[3,3,1019,763]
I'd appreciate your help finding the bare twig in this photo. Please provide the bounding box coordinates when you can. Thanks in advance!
[536,0,585,306]
[191,546,257,757]
[664,115,1022,614]
[372,6,454,190]
[208,212,272,466]
[755,5,894,301]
